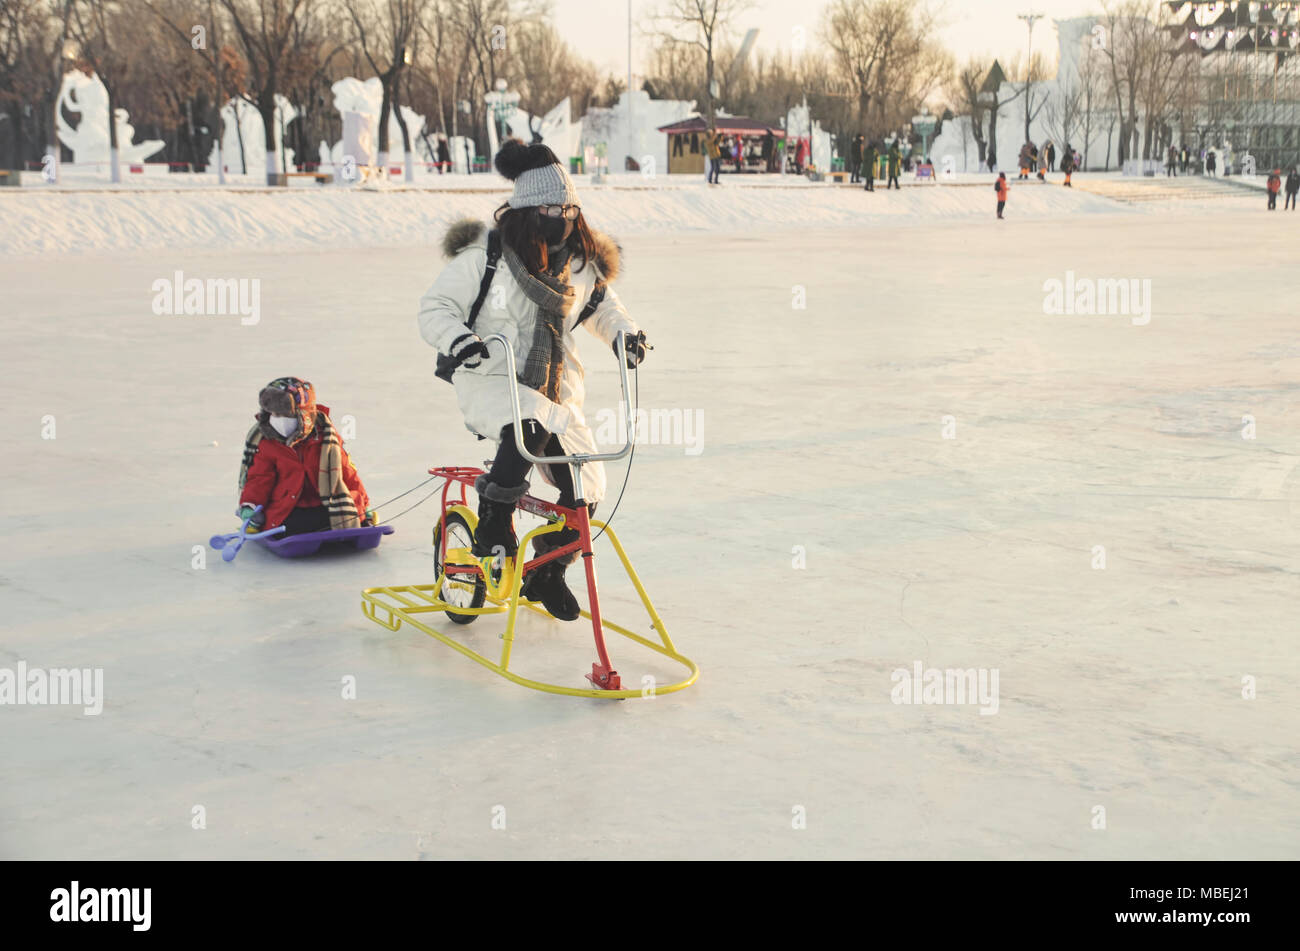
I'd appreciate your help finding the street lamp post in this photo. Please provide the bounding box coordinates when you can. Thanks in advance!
[1017,11,1042,143]
[485,78,520,160]
[402,45,413,182]
[459,99,472,174]
[912,110,937,163]
[627,0,634,174]
[208,0,225,185]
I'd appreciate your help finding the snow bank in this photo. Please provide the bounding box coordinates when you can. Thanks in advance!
[0,179,1129,257]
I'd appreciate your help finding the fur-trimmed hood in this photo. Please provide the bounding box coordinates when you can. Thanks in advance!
[441,218,622,283]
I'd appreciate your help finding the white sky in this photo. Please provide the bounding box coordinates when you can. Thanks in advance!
[551,0,1104,79]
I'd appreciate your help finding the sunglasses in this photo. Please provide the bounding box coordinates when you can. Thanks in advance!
[537,204,580,220]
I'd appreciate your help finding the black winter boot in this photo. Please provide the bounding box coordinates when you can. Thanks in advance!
[520,526,581,621]
[472,477,529,559]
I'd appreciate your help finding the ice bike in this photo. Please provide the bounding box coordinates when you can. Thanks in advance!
[360,331,699,699]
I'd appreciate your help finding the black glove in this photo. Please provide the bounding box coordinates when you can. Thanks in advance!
[448,332,491,370]
[614,331,648,369]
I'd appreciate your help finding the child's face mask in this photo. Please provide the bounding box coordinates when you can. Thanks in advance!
[269,414,299,439]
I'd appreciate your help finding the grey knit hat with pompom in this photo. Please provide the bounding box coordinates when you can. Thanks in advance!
[496,138,580,209]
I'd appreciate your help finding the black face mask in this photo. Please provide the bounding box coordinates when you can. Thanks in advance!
[538,216,568,246]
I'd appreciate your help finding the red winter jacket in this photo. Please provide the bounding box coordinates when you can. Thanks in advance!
[239,405,369,529]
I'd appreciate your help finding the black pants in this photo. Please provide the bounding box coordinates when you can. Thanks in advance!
[486,421,595,516]
[282,505,330,536]
[997,200,1005,218]
[1287,192,1297,210]
[708,159,720,184]
[888,172,900,189]
[850,161,860,183]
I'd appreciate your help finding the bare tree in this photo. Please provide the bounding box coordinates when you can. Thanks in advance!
[650,0,752,126]
[1005,50,1050,147]
[643,36,704,103]
[122,2,213,172]
[346,0,426,178]
[821,0,949,140]
[946,56,991,168]
[1097,0,1173,165]
[67,0,136,182]
[511,17,596,125]
[1076,34,1111,170]
[0,0,63,170]
[1043,72,1083,157]
[216,0,316,183]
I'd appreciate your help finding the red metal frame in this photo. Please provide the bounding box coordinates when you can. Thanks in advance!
[429,466,621,690]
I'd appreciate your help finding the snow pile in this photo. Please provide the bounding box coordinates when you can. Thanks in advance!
[1,179,1129,256]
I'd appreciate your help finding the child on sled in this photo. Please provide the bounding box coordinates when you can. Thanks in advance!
[237,376,372,535]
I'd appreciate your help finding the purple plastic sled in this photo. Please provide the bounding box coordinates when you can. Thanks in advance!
[254,524,394,558]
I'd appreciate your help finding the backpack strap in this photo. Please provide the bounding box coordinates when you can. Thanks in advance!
[465,229,502,331]
[434,230,502,383]
[574,282,606,327]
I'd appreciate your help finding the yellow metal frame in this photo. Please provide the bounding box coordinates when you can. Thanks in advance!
[360,508,699,699]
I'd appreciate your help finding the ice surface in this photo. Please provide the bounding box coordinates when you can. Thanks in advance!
[1,188,1296,859]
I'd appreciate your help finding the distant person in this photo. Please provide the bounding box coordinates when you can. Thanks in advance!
[762,129,775,172]
[704,126,722,185]
[1267,168,1281,209]
[850,133,865,183]
[732,136,743,172]
[1206,149,1217,176]
[1285,167,1299,210]
[995,172,1009,219]
[1166,145,1178,177]
[863,140,878,191]
[1045,140,1056,172]
[887,141,902,189]
[1060,144,1075,187]
[1018,142,1032,180]
[436,135,452,174]
[1180,144,1190,174]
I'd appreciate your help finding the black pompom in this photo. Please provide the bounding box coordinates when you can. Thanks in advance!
[495,138,563,180]
[494,139,532,180]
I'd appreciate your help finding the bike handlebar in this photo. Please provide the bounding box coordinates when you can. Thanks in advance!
[482,330,636,467]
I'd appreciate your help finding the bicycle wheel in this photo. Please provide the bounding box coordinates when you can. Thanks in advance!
[432,512,485,624]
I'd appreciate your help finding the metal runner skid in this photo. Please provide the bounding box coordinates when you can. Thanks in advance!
[360,332,698,699]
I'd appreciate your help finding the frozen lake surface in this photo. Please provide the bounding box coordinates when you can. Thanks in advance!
[2,198,1297,858]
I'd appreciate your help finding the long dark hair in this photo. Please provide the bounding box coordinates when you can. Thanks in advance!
[494,202,597,278]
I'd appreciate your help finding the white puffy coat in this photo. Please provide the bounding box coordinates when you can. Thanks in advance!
[417,219,639,503]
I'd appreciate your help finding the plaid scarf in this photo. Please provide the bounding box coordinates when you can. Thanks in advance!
[501,243,576,404]
[238,410,362,530]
